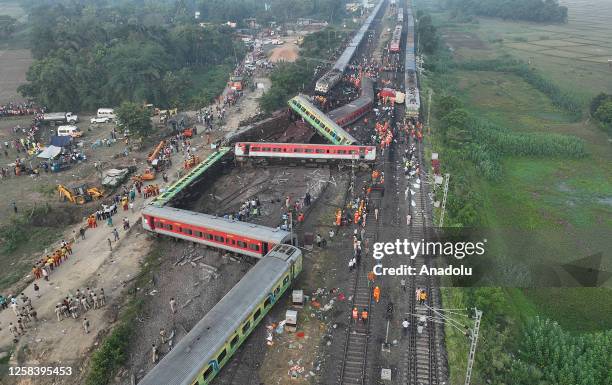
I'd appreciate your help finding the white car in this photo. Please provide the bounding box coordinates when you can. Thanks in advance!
[90,116,111,124]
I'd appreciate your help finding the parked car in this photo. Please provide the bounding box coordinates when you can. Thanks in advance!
[90,116,111,124]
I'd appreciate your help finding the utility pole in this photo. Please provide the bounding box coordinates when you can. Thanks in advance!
[464,308,483,385]
[439,173,450,227]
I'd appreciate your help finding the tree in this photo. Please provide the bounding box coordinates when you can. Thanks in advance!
[417,14,438,54]
[594,100,612,125]
[115,102,153,138]
[436,95,462,118]
[0,15,17,38]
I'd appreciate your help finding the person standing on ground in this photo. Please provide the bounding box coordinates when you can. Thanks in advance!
[170,298,177,314]
[8,322,19,338]
[12,202,17,214]
[112,228,119,241]
[33,283,40,298]
[99,288,106,306]
[83,318,90,334]
[400,279,406,292]
[79,227,85,240]
[373,286,381,303]
[402,318,410,337]
[160,328,167,344]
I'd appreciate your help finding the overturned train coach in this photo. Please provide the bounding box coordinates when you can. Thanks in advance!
[137,244,303,385]
[328,76,375,127]
[142,205,295,258]
[234,142,376,164]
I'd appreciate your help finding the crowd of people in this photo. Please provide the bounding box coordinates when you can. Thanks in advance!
[0,101,44,119]
[53,287,106,329]
[2,293,38,340]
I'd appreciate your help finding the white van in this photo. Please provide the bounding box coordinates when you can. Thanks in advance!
[57,125,82,138]
[97,108,116,120]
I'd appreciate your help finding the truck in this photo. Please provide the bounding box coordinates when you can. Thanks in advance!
[42,112,78,125]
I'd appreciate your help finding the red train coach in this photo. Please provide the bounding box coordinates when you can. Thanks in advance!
[234,142,376,162]
[142,205,294,258]
[389,25,403,53]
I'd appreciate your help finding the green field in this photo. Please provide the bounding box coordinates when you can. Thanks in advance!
[421,1,612,382]
[432,0,612,104]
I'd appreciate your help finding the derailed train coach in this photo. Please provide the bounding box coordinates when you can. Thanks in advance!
[137,244,303,385]
[142,205,296,258]
[234,142,376,163]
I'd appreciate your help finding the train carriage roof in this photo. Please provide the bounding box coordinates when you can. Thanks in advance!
[143,205,290,244]
[137,245,300,385]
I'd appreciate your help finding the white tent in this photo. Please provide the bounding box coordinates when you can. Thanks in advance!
[37,145,62,159]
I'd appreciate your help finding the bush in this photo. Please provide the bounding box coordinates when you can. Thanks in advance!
[86,323,132,385]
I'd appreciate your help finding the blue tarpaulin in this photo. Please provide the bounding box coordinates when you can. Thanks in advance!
[49,135,72,147]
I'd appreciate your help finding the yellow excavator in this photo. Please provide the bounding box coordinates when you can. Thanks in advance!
[58,184,104,205]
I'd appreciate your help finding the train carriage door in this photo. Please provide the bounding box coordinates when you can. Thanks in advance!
[262,242,269,256]
[359,147,366,160]
[242,143,249,156]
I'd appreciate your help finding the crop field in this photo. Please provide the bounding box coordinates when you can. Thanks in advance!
[436,0,612,102]
[427,0,612,334]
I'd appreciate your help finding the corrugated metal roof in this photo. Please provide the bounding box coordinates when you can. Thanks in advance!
[137,245,301,385]
[143,205,291,243]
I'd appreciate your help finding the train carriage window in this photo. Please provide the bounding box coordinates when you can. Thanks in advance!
[195,231,203,238]
[274,286,281,296]
[214,235,225,242]
[304,149,314,153]
[231,239,236,245]
[283,276,290,286]
[294,148,303,153]
[337,150,346,154]
[203,366,213,380]
[177,227,182,233]
[272,148,281,152]
[252,147,260,151]
[230,334,240,349]
[242,320,251,334]
[263,147,270,152]
[165,224,173,231]
[204,233,213,240]
[264,296,272,308]
[217,349,227,363]
[248,243,260,251]
[254,307,261,320]
[237,240,247,248]
[315,149,325,154]
[183,228,192,235]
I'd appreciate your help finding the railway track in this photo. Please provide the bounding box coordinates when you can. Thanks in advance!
[337,163,385,385]
[404,133,440,385]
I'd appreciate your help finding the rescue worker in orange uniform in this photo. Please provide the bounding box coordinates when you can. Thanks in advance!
[352,307,359,323]
[361,309,368,323]
[373,286,381,303]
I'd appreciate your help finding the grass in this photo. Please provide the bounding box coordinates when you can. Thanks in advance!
[423,4,612,370]
[0,209,64,290]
